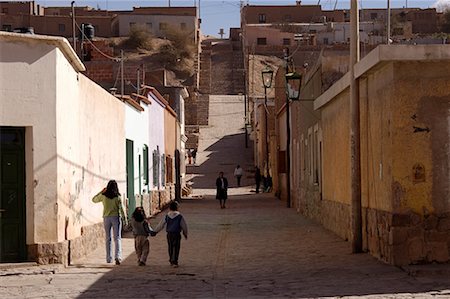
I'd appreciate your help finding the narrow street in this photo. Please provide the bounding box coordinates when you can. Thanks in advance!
[1,94,449,298]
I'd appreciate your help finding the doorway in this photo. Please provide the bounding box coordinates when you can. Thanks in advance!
[0,127,26,262]
[126,139,135,219]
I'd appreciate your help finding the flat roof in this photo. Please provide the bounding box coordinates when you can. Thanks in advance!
[314,44,450,110]
[0,31,85,72]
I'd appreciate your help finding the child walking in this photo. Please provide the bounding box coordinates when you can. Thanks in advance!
[131,207,155,266]
[154,201,188,267]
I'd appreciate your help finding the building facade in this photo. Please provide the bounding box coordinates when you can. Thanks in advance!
[0,32,126,264]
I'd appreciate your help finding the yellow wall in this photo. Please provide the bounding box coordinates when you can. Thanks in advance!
[321,89,351,205]
[360,63,395,213]
[390,61,450,215]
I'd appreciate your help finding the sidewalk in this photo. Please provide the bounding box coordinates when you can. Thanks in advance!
[1,194,449,298]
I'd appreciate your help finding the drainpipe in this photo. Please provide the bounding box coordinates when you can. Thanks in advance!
[71,1,76,52]
[350,0,362,253]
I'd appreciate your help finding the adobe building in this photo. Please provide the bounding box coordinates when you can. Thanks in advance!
[278,44,450,266]
[0,32,126,264]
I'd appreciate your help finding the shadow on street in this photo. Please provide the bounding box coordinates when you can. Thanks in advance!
[75,195,450,298]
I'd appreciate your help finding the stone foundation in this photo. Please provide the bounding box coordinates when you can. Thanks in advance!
[365,209,450,266]
[28,241,69,265]
[298,187,352,242]
[28,222,105,266]
[69,222,105,264]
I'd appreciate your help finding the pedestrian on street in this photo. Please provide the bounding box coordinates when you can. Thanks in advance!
[255,166,262,194]
[234,164,243,187]
[191,148,197,164]
[187,149,192,165]
[131,207,156,266]
[216,171,229,208]
[154,201,188,267]
[92,180,126,265]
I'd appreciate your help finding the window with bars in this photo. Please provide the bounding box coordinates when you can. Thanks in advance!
[258,14,266,23]
[152,149,159,187]
[143,145,149,185]
[161,154,166,186]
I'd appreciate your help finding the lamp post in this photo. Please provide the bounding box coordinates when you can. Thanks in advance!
[262,67,273,181]
[284,70,302,208]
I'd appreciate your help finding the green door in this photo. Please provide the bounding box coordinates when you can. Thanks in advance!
[126,139,135,219]
[0,127,26,262]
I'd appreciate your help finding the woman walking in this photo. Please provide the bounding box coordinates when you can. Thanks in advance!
[216,172,228,209]
[92,180,126,265]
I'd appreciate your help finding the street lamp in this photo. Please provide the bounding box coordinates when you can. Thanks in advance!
[285,72,302,101]
[284,71,302,208]
[261,67,273,185]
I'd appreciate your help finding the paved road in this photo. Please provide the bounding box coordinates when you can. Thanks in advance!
[1,95,449,298]
[1,194,450,298]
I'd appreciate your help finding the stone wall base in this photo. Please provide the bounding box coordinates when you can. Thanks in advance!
[69,222,105,264]
[365,208,450,266]
[298,188,352,242]
[28,241,69,266]
[27,222,105,266]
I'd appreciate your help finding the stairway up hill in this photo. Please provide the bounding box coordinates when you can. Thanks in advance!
[199,39,245,96]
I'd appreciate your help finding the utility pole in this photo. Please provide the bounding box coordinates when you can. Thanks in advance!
[284,48,291,208]
[137,68,140,95]
[350,0,362,253]
[121,50,124,98]
[71,1,76,52]
[387,0,391,44]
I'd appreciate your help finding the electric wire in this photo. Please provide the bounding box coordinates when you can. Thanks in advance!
[75,21,121,62]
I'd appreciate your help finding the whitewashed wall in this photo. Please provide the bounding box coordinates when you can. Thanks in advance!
[148,93,166,191]
[0,34,126,245]
[0,40,58,244]
[125,101,151,197]
[56,66,125,242]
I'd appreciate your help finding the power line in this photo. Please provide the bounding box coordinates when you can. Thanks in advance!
[75,21,120,62]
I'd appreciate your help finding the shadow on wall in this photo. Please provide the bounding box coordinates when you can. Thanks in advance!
[186,132,255,190]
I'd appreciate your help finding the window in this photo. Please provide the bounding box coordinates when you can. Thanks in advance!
[180,22,186,30]
[283,38,291,45]
[58,23,65,33]
[2,24,12,31]
[2,8,8,14]
[146,22,152,30]
[159,22,167,30]
[313,127,319,184]
[323,38,329,45]
[166,155,173,183]
[152,148,160,187]
[143,145,149,185]
[161,154,166,186]
[370,13,378,20]
[300,135,305,182]
[129,22,136,29]
[258,14,266,23]
[284,14,291,22]
[257,37,267,45]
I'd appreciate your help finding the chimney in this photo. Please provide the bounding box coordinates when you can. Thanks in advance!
[296,1,302,5]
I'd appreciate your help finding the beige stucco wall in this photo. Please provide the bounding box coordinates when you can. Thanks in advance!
[164,110,177,158]
[0,40,58,244]
[390,61,450,214]
[360,63,395,213]
[55,56,126,243]
[321,89,351,206]
[0,35,126,247]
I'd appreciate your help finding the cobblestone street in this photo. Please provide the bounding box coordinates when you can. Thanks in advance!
[1,95,449,298]
[1,194,450,298]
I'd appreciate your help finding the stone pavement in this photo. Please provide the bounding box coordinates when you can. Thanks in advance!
[1,194,450,298]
